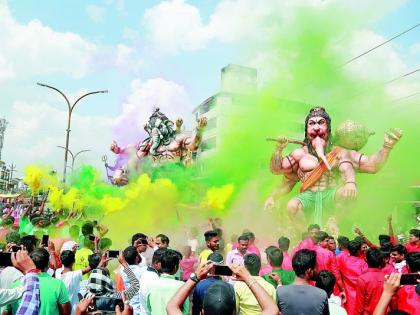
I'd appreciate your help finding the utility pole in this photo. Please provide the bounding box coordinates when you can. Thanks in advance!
[8,163,16,192]
[37,83,107,183]
[0,118,7,161]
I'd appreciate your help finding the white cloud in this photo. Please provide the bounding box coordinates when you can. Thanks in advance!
[113,78,193,146]
[143,0,210,54]
[0,2,96,82]
[340,30,408,81]
[86,5,106,23]
[3,100,113,176]
[114,44,143,71]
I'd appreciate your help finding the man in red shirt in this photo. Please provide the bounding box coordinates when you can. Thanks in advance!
[327,236,337,254]
[278,236,293,271]
[338,239,368,315]
[355,248,386,315]
[314,231,345,302]
[292,224,320,256]
[405,228,420,253]
[336,236,350,268]
[390,251,420,314]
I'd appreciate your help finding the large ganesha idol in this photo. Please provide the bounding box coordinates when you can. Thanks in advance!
[105,108,207,185]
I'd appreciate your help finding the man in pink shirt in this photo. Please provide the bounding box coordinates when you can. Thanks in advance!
[292,224,320,256]
[355,248,386,315]
[336,236,350,268]
[405,228,419,253]
[314,231,346,302]
[338,239,368,315]
[226,235,251,266]
[390,251,420,314]
[278,236,293,271]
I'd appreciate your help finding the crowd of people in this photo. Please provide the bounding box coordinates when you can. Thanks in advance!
[0,200,419,315]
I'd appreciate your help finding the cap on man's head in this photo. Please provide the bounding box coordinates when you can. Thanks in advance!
[202,282,235,315]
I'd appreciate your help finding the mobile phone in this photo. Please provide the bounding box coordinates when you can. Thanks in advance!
[42,235,49,246]
[11,246,20,253]
[0,252,13,267]
[92,297,124,312]
[89,235,96,242]
[212,264,233,276]
[107,250,120,258]
[400,273,420,285]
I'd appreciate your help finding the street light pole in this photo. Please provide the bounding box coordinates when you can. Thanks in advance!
[57,146,91,171]
[7,163,16,192]
[37,83,107,183]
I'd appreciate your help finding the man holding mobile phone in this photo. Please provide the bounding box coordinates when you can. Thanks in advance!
[389,252,420,314]
[0,250,40,313]
[234,254,277,314]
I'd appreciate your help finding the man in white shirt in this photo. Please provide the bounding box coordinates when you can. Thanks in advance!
[121,246,144,315]
[226,235,251,266]
[315,270,347,315]
[57,250,105,314]
[138,248,165,315]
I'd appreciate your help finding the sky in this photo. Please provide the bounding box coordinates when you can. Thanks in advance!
[0,0,419,177]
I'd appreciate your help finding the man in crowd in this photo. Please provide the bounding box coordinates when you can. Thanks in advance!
[278,236,293,271]
[234,253,276,315]
[147,249,187,315]
[132,233,150,267]
[57,250,103,314]
[390,251,420,313]
[0,250,40,314]
[199,231,219,264]
[390,244,408,273]
[338,239,367,315]
[122,246,143,315]
[262,248,295,288]
[355,248,385,315]
[226,235,250,266]
[139,248,165,315]
[277,249,329,315]
[155,234,170,249]
[192,252,225,315]
[314,231,345,300]
[336,236,350,265]
[292,224,320,255]
[10,248,71,315]
[315,270,347,315]
[241,232,261,258]
[327,236,337,254]
[405,228,419,252]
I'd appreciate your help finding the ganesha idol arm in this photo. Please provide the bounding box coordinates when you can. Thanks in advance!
[349,128,402,174]
[336,150,358,199]
[264,175,298,210]
[183,117,207,151]
[269,137,304,175]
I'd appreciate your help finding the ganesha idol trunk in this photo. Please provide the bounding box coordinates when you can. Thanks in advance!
[312,136,332,171]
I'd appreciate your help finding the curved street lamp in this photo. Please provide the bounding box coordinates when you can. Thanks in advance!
[57,146,91,171]
[37,83,107,183]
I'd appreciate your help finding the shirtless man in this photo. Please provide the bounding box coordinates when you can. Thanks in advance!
[267,107,401,230]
